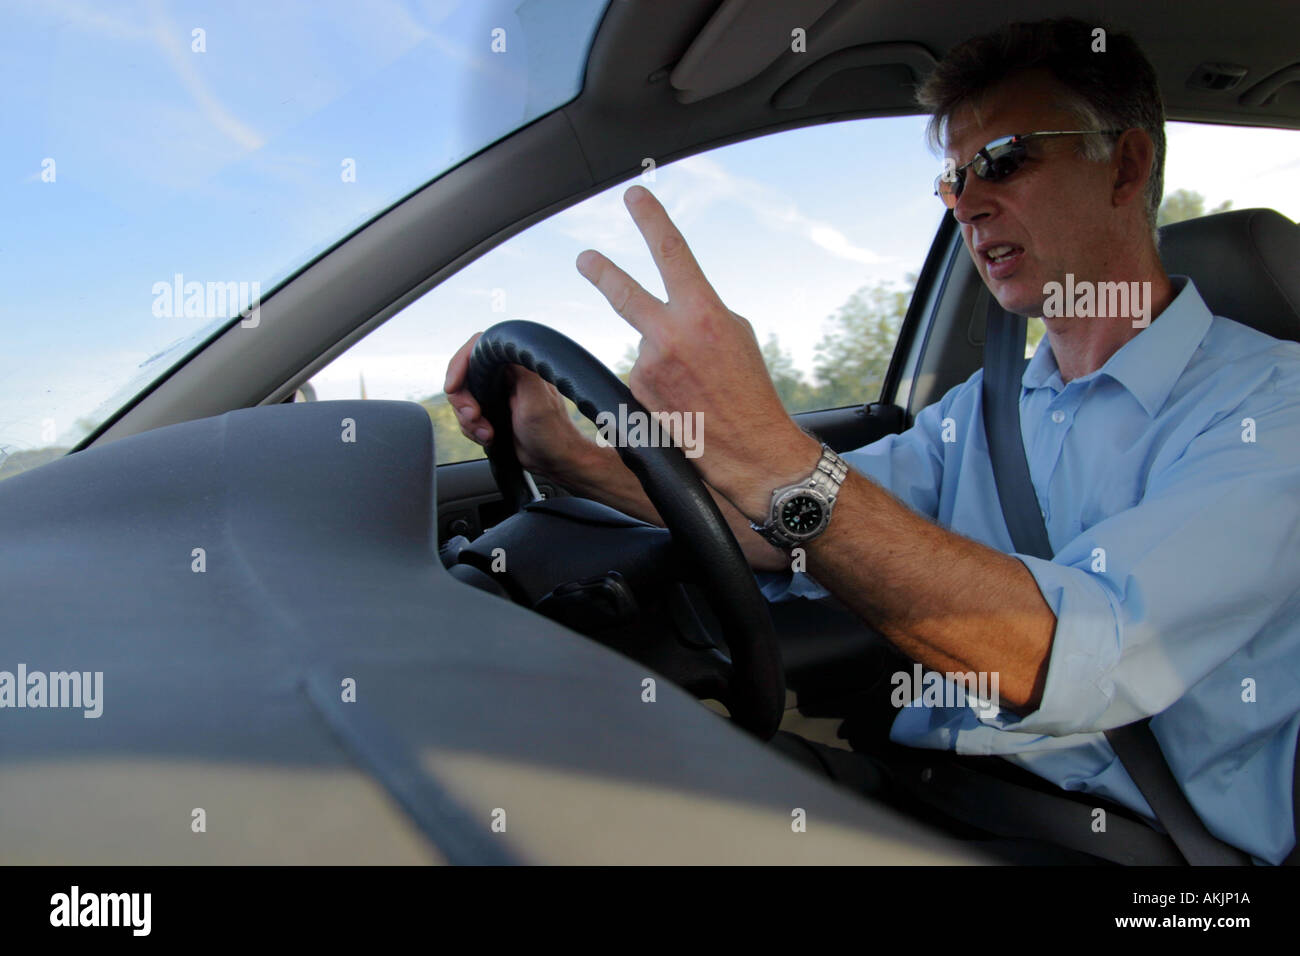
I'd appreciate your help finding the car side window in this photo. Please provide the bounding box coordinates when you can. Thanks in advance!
[303,116,945,463]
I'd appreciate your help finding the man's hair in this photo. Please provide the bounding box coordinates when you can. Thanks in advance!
[916,18,1166,243]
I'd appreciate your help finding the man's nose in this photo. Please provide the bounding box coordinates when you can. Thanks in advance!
[953,172,996,224]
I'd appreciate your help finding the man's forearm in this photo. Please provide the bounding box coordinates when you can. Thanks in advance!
[804,469,1057,712]
[544,433,1055,710]
[547,442,788,571]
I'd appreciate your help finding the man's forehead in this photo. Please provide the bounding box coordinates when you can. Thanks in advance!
[943,70,1076,156]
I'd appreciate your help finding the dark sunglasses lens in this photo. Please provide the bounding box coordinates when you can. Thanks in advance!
[935,139,1028,207]
[976,142,1027,182]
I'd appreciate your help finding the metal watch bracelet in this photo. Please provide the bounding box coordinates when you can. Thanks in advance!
[749,443,848,551]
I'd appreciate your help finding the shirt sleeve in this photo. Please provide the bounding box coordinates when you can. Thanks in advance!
[988,385,1300,736]
[759,375,973,603]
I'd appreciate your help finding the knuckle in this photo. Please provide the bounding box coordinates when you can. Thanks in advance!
[659,231,684,259]
[611,283,636,317]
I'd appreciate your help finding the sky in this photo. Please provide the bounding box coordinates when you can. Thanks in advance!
[0,0,607,451]
[3,0,1298,453]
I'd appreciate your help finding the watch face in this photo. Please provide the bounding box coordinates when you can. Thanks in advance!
[780,494,824,536]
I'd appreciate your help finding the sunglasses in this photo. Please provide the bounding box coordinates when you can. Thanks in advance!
[934,129,1125,208]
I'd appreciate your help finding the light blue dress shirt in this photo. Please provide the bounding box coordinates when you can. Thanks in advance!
[762,277,1300,864]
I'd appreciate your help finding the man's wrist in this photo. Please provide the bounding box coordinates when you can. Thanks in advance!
[545,437,615,491]
[729,429,824,523]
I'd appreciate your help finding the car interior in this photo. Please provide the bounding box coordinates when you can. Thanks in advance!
[6,0,1299,864]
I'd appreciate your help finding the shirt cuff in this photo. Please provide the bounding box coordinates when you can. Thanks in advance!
[757,569,831,603]
[977,554,1124,736]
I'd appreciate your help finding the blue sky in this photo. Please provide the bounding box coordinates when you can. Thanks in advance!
[3,0,1298,453]
[0,0,606,450]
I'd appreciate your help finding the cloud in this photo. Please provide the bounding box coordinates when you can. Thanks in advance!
[145,1,265,152]
[547,152,891,266]
[805,224,888,265]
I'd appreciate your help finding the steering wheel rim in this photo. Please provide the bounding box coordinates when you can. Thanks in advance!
[467,320,785,739]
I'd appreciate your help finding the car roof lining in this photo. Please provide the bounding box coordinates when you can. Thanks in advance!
[91,0,1300,449]
[665,0,1300,122]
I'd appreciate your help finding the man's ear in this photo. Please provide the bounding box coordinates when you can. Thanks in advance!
[1111,129,1154,209]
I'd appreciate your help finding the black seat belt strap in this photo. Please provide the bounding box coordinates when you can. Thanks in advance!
[981,294,1251,866]
[1106,722,1252,865]
[1286,730,1300,865]
[980,302,1053,560]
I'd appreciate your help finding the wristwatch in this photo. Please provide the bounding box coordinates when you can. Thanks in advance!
[749,443,849,551]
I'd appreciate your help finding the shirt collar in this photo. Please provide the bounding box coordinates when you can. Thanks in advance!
[1021,275,1214,417]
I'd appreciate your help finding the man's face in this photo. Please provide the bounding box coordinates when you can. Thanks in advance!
[945,69,1123,317]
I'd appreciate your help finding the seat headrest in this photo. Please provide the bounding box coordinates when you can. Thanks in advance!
[1159,208,1300,343]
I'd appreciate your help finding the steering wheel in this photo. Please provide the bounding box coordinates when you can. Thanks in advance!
[467,320,785,739]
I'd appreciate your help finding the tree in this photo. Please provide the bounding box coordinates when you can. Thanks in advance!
[1158,188,1232,227]
[810,274,915,409]
[1025,317,1047,358]
[614,345,638,378]
[0,445,69,480]
[761,333,813,410]
[420,394,483,464]
[422,350,615,464]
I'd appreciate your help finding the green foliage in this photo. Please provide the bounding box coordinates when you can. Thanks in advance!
[1157,189,1232,227]
[421,382,603,466]
[0,445,69,480]
[805,277,914,410]
[421,395,484,464]
[606,277,916,416]
[614,345,638,378]
[1025,316,1047,357]
[762,333,814,410]
[742,273,919,414]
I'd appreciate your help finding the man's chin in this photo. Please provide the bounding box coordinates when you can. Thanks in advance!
[986,280,1042,318]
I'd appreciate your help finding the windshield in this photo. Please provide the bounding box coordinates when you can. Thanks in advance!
[0,0,608,475]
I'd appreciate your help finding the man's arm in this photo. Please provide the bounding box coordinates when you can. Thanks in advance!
[729,432,1058,714]
[550,439,790,571]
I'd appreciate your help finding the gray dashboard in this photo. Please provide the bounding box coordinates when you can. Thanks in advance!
[0,400,983,863]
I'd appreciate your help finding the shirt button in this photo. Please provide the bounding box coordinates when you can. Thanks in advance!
[1051,410,1066,424]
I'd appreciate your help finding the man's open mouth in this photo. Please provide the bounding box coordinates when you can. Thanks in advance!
[981,244,1025,278]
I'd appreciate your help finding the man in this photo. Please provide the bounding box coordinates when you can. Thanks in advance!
[444,19,1300,864]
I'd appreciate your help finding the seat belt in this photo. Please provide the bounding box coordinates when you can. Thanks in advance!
[981,295,1252,866]
[1288,736,1300,864]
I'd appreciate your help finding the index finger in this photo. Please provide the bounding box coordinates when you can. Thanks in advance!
[575,248,665,335]
[622,185,717,307]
